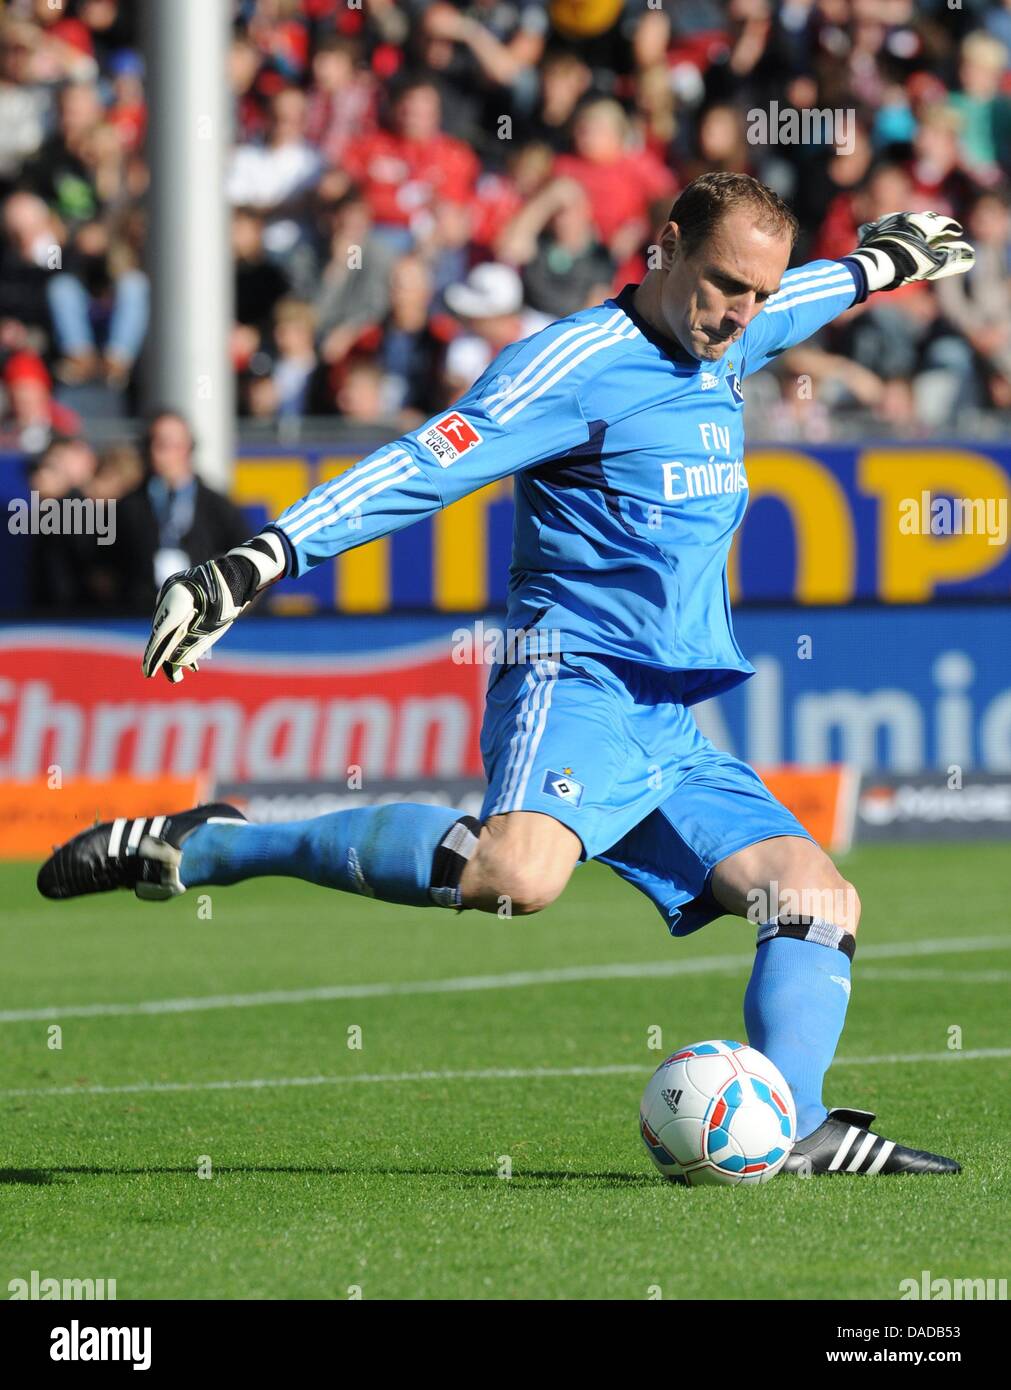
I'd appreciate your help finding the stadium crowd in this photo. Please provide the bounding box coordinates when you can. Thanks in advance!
[2,0,1011,608]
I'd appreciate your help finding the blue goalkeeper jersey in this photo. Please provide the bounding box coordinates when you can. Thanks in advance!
[272,260,859,705]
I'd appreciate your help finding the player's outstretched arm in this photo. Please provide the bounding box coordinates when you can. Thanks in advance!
[739,211,976,381]
[845,211,976,294]
[142,312,609,681]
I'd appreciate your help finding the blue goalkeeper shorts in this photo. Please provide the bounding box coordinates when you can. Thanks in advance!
[479,653,814,935]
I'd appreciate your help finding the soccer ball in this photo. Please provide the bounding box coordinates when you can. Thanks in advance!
[640,1039,796,1186]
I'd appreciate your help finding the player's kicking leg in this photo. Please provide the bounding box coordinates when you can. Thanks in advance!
[37,800,580,915]
[709,834,960,1176]
[37,657,617,913]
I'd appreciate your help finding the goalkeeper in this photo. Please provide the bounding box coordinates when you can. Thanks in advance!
[40,175,974,1176]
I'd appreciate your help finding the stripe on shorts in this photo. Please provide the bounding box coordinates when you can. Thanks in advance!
[493,659,559,814]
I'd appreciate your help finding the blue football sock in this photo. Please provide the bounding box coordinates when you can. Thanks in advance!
[179,803,477,908]
[744,924,853,1139]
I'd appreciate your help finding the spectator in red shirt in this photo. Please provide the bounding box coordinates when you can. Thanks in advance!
[106,51,146,155]
[341,77,481,249]
[470,141,553,251]
[553,98,676,259]
[246,0,310,82]
[230,32,269,145]
[304,34,375,168]
[2,350,81,450]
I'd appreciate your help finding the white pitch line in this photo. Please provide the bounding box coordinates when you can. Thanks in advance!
[1,934,1009,1025]
[0,956,754,1023]
[860,968,1011,985]
[856,934,1011,959]
[1,1049,1009,1102]
[0,1065,646,1099]
[831,1048,1011,1066]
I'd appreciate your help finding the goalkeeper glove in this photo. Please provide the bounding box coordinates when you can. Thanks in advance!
[847,210,975,293]
[142,530,287,683]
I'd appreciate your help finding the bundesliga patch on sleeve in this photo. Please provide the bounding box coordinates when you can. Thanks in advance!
[541,769,584,807]
[416,411,483,467]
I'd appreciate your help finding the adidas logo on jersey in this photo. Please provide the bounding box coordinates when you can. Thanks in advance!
[700,372,720,390]
[662,459,749,502]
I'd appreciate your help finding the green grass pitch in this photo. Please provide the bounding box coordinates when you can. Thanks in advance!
[1,843,1008,1300]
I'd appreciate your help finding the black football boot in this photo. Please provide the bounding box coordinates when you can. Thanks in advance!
[782,1107,960,1175]
[37,803,247,902]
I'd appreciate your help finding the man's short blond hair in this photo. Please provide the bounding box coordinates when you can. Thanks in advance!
[668,171,799,260]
